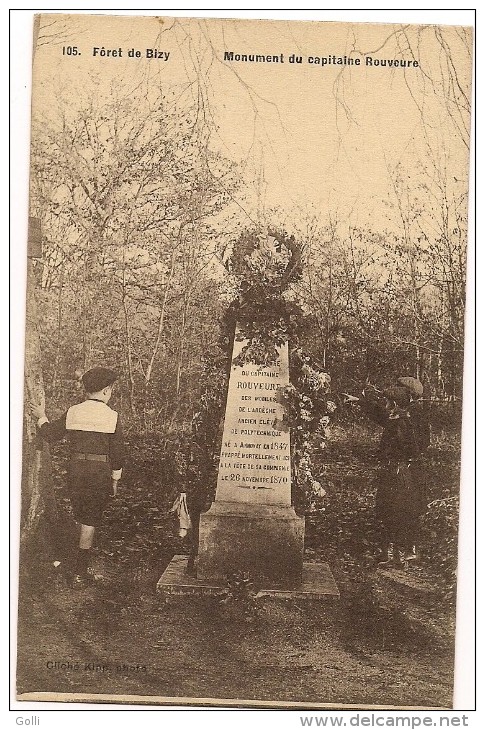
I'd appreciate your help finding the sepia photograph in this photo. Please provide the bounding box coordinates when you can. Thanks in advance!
[14,10,474,710]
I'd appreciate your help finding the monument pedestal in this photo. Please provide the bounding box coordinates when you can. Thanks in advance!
[197,501,304,583]
[157,555,340,599]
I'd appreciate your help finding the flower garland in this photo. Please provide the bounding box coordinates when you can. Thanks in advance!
[279,348,336,512]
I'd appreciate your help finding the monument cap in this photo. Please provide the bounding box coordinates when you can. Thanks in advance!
[82,367,119,393]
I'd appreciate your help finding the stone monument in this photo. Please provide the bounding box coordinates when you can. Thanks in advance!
[158,230,339,599]
[196,328,304,584]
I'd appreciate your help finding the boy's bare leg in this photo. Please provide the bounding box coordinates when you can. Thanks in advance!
[72,525,96,587]
[79,524,95,549]
[376,526,392,564]
[393,544,404,567]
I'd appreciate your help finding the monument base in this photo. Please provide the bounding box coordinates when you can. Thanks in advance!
[197,501,305,583]
[157,555,340,599]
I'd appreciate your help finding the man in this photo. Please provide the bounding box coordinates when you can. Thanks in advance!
[31,367,124,588]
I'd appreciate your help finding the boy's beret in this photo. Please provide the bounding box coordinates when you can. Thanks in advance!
[397,376,424,397]
[82,367,119,393]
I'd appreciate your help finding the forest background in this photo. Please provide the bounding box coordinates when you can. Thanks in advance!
[27,16,470,435]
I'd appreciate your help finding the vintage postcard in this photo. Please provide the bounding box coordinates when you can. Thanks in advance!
[16,12,474,710]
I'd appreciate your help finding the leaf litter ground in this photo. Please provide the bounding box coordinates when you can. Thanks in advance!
[17,425,458,708]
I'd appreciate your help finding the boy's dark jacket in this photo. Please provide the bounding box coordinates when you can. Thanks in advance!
[37,398,124,478]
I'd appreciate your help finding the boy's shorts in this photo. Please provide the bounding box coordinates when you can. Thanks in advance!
[68,460,112,527]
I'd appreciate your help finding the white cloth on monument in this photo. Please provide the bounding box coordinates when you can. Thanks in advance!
[169,492,192,537]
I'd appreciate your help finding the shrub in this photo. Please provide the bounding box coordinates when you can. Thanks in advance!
[421,495,459,600]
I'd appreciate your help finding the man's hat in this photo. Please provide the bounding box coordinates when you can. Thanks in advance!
[397,376,424,398]
[81,367,119,393]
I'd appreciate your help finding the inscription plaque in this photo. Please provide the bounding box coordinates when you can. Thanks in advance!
[216,334,291,506]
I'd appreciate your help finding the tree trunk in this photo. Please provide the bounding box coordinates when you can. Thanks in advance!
[19,16,59,555]
[21,260,58,545]
[175,299,188,397]
[122,292,136,414]
[51,264,64,392]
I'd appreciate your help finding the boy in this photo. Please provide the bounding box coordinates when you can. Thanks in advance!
[344,376,429,567]
[31,367,124,588]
